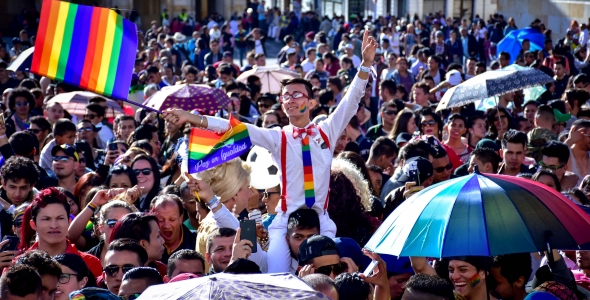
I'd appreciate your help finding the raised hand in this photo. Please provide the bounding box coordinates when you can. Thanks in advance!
[361,29,379,67]
[185,172,215,203]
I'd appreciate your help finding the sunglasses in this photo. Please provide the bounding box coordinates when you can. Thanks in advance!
[494,115,508,122]
[133,168,152,176]
[27,128,42,134]
[421,119,436,127]
[58,273,79,284]
[84,114,98,120]
[103,264,136,277]
[13,218,22,228]
[316,263,345,276]
[78,158,86,164]
[52,156,72,162]
[258,103,270,108]
[434,163,453,173]
[382,110,398,116]
[538,161,565,171]
[15,102,29,108]
[263,191,280,198]
[106,219,118,228]
[78,127,94,132]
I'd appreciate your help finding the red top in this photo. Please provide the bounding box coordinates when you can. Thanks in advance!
[20,240,102,278]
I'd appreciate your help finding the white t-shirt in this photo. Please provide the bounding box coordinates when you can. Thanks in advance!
[255,40,264,55]
[301,60,315,73]
[340,54,361,68]
[207,20,219,29]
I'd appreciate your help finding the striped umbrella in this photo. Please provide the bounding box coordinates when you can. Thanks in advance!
[364,172,590,258]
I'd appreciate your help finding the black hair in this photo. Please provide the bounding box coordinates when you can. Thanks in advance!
[105,164,138,188]
[416,107,443,139]
[532,170,562,191]
[0,264,43,298]
[564,89,590,111]
[380,79,397,96]
[130,124,158,144]
[499,51,511,61]
[206,227,237,254]
[301,274,336,293]
[287,208,321,232]
[122,267,163,285]
[573,73,590,86]
[110,213,158,248]
[1,156,39,186]
[334,273,371,300]
[541,141,570,165]
[281,78,314,103]
[131,140,154,156]
[19,79,40,90]
[535,105,555,122]
[492,253,532,286]
[8,131,39,159]
[501,129,527,149]
[369,136,398,159]
[29,116,52,133]
[573,119,590,129]
[53,118,77,136]
[54,253,97,288]
[88,97,107,104]
[7,88,35,112]
[107,238,149,266]
[166,249,205,277]
[399,140,435,161]
[85,103,105,118]
[431,144,448,159]
[15,250,62,278]
[471,148,501,173]
[405,273,455,299]
[146,65,159,74]
[564,188,590,205]
[447,113,467,125]
[327,77,343,91]
[131,154,161,208]
[318,89,334,106]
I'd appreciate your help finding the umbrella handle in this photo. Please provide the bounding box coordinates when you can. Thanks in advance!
[118,98,163,114]
[545,230,555,266]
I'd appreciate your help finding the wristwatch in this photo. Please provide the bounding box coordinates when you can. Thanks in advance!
[359,65,371,73]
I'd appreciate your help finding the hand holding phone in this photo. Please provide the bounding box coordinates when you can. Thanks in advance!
[239,220,258,253]
[0,236,19,269]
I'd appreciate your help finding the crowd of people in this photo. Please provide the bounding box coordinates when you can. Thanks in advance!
[1,3,590,300]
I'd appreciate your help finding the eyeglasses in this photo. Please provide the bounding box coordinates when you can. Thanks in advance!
[78,158,86,164]
[103,264,136,277]
[538,161,565,171]
[84,114,98,120]
[133,168,152,176]
[263,191,280,198]
[15,102,29,108]
[494,115,508,122]
[52,156,72,162]
[78,127,93,132]
[421,119,436,127]
[382,110,398,116]
[27,128,42,134]
[58,273,79,284]
[434,163,453,173]
[13,218,22,228]
[119,294,141,300]
[280,91,309,102]
[315,263,345,276]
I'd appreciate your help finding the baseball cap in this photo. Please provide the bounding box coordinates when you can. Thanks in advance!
[286,48,297,55]
[432,19,440,25]
[446,70,462,86]
[333,237,369,269]
[395,132,413,146]
[51,144,80,162]
[298,235,339,266]
[475,138,500,152]
[223,51,232,58]
[397,157,434,185]
[168,273,200,282]
[306,31,315,39]
[381,255,414,274]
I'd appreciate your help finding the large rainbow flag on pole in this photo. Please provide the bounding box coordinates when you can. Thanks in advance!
[187,115,252,174]
[31,0,138,100]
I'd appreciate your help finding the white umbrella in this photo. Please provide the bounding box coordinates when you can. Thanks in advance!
[47,91,124,118]
[137,272,325,300]
[237,66,300,94]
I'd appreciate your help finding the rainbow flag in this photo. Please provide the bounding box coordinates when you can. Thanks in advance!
[31,0,137,100]
[187,115,251,174]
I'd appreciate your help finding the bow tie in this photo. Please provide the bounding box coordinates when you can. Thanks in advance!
[292,124,317,139]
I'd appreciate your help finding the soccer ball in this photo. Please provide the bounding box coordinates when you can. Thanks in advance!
[247,146,280,189]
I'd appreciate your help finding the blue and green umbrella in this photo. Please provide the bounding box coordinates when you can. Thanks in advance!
[365,172,590,258]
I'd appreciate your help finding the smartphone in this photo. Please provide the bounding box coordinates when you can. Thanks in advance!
[239,220,258,253]
[0,235,19,252]
[108,142,118,151]
[363,260,379,277]
[409,169,421,186]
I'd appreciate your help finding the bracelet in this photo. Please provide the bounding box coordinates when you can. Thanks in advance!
[87,203,98,213]
[206,196,220,210]
[359,65,371,73]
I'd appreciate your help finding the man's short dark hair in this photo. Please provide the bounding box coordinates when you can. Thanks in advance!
[492,253,532,285]
[431,144,448,159]
[206,227,236,254]
[29,116,52,133]
[219,66,233,75]
[1,156,39,186]
[8,131,39,159]
[573,119,590,129]
[8,88,35,112]
[110,214,159,251]
[380,79,397,95]
[131,140,154,155]
[318,89,334,106]
[501,129,527,149]
[471,148,501,173]
[573,73,590,86]
[535,105,555,122]
[399,140,435,161]
[86,103,105,118]
[542,141,570,165]
[334,273,371,300]
[281,78,313,103]
[0,264,43,299]
[302,274,336,293]
[414,82,431,95]
[122,267,163,285]
[370,136,398,159]
[287,208,320,232]
[130,124,157,144]
[88,97,107,104]
[15,250,62,278]
[499,51,511,61]
[166,249,205,277]
[107,238,149,266]
[53,118,77,136]
[146,65,159,74]
[405,273,455,299]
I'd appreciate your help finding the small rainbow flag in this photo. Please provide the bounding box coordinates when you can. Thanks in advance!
[31,0,137,100]
[187,115,252,174]
[302,136,315,208]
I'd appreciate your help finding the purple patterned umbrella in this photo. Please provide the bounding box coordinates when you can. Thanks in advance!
[143,84,231,111]
[137,273,329,300]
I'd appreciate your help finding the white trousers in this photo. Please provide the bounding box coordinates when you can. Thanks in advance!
[266,211,337,273]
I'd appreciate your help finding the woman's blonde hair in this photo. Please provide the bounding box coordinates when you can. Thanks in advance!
[197,158,251,202]
[331,158,371,211]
